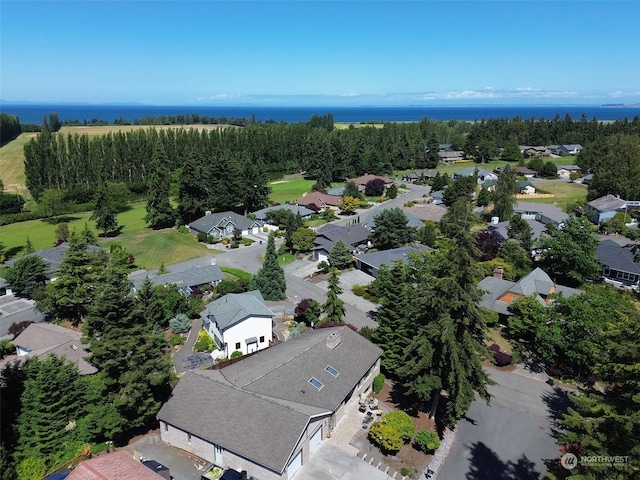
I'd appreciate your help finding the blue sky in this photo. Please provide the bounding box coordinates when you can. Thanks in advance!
[1,1,639,106]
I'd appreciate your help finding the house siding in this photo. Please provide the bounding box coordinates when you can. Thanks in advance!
[205,315,273,356]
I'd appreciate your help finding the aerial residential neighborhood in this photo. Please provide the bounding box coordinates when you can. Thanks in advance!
[1,84,640,480]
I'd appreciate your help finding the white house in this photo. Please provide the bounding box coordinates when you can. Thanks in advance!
[201,291,275,358]
[157,326,382,480]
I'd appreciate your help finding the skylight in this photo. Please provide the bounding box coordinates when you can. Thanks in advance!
[324,365,339,377]
[308,377,324,391]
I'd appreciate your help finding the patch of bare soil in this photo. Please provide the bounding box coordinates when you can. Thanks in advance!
[306,271,330,284]
[373,381,435,476]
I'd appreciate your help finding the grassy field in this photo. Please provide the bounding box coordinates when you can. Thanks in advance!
[528,181,588,210]
[0,132,38,195]
[0,201,209,270]
[268,178,317,204]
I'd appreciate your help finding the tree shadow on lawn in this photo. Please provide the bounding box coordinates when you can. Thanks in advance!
[4,245,24,261]
[99,225,125,238]
[41,215,81,224]
[465,442,541,480]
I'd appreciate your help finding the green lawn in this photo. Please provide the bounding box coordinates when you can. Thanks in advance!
[268,178,317,204]
[528,181,588,210]
[0,201,210,270]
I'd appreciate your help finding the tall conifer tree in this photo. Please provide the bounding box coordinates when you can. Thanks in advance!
[145,143,175,228]
[248,232,286,300]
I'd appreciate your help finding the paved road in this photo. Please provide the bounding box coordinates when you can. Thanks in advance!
[0,296,46,337]
[438,367,569,480]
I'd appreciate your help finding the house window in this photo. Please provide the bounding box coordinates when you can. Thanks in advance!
[308,377,324,391]
[235,342,241,350]
[163,422,168,432]
[187,433,192,444]
[324,365,340,377]
[259,336,265,343]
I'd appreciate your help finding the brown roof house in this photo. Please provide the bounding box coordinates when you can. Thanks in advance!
[1,323,96,375]
[346,174,394,192]
[157,326,382,480]
[478,267,582,316]
[297,191,342,212]
[66,451,168,480]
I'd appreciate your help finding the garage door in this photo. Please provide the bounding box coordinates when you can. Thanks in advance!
[288,450,302,478]
[309,427,322,452]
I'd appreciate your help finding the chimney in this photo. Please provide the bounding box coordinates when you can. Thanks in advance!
[493,267,504,280]
[205,210,212,216]
[326,331,342,350]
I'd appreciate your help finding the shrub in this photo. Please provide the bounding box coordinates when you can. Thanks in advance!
[230,243,240,249]
[169,334,184,347]
[222,238,229,245]
[194,338,210,352]
[8,321,34,337]
[197,232,208,243]
[178,225,189,235]
[414,430,440,453]
[358,326,376,341]
[404,201,415,207]
[169,313,191,334]
[368,421,403,453]
[318,260,331,273]
[263,226,269,233]
[230,350,243,359]
[373,373,385,394]
[352,284,367,296]
[381,411,415,442]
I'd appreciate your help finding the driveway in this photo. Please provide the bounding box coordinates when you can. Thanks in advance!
[0,296,45,337]
[438,367,569,480]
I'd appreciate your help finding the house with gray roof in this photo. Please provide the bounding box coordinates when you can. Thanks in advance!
[453,167,498,184]
[596,239,640,289]
[1,323,97,375]
[586,194,629,224]
[201,290,275,358]
[252,204,315,223]
[478,267,582,316]
[486,218,548,244]
[134,263,224,295]
[157,326,382,480]
[188,211,263,238]
[313,224,370,263]
[6,242,103,278]
[513,201,568,227]
[557,165,582,179]
[354,244,429,277]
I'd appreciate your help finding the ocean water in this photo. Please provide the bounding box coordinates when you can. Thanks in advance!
[1,104,638,125]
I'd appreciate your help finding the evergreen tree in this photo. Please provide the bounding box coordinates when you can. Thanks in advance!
[507,213,534,252]
[418,221,437,247]
[81,223,98,246]
[492,164,518,222]
[5,255,48,296]
[399,202,492,425]
[369,208,417,250]
[371,262,414,376]
[14,357,90,473]
[476,187,491,207]
[284,212,304,252]
[248,232,286,300]
[553,310,640,479]
[328,240,353,270]
[176,148,210,224]
[425,133,441,169]
[84,259,172,437]
[91,184,118,235]
[431,172,449,192]
[145,143,175,229]
[320,270,346,325]
[54,222,69,245]
[24,237,34,254]
[343,181,362,200]
[386,183,398,200]
[501,138,523,162]
[36,230,101,323]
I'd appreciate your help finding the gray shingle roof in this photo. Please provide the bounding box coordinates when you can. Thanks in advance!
[157,370,314,474]
[355,245,429,271]
[135,264,224,290]
[252,204,315,221]
[158,326,381,474]
[202,290,274,331]
[6,242,103,276]
[597,239,640,275]
[7,323,96,375]
[587,194,627,213]
[488,219,547,242]
[188,211,262,235]
[454,167,492,178]
[478,268,581,315]
[514,201,569,224]
[313,224,370,251]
